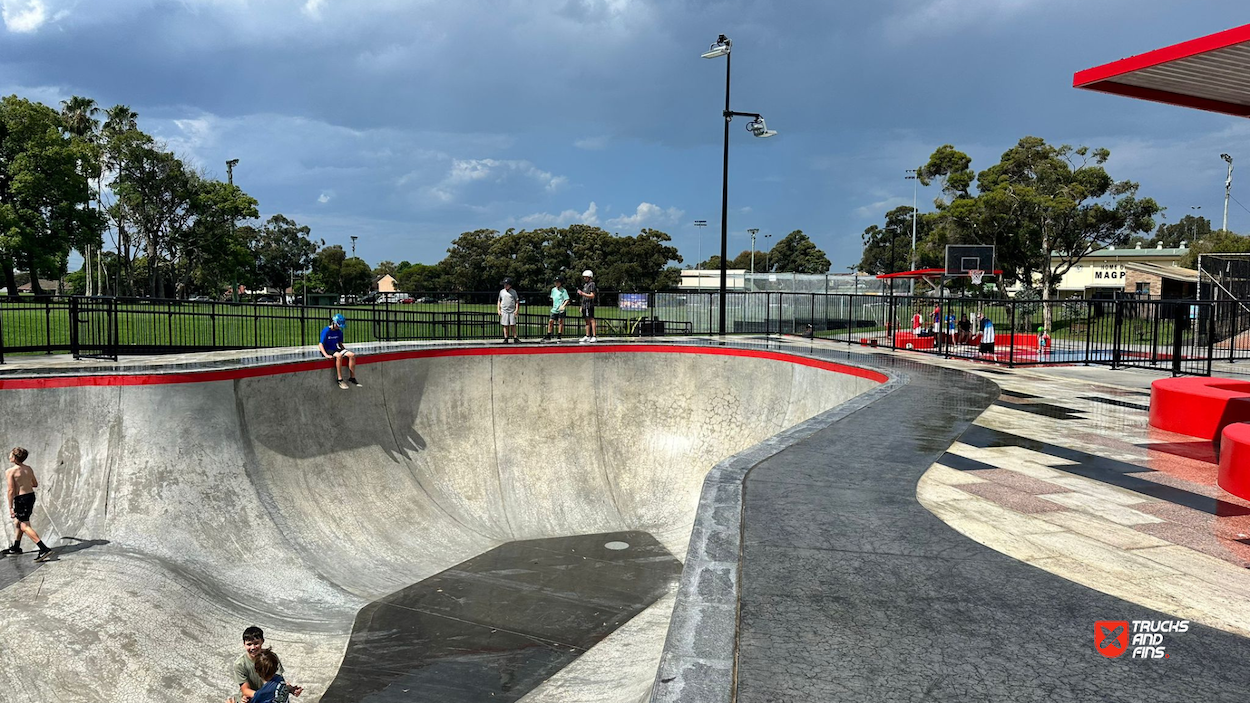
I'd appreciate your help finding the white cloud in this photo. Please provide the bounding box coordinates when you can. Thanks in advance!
[318,191,334,204]
[574,136,609,151]
[516,202,600,227]
[425,158,568,204]
[2,0,48,33]
[302,0,326,20]
[853,196,910,219]
[739,206,753,214]
[606,202,684,229]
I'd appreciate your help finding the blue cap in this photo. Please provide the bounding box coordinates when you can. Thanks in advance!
[332,314,346,328]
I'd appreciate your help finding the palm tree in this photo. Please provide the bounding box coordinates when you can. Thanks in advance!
[102,104,138,138]
[60,95,100,138]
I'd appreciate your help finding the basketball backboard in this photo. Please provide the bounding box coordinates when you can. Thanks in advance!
[945,245,996,276]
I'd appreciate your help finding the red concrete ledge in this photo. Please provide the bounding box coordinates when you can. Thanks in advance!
[1149,377,1250,441]
[0,344,890,390]
[1218,423,1250,501]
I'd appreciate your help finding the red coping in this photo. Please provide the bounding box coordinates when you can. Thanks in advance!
[1150,377,1250,441]
[1219,423,1250,501]
[0,345,889,390]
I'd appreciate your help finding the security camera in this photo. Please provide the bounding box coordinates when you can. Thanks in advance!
[746,117,777,138]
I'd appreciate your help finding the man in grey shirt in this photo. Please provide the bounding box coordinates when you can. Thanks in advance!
[498,278,520,344]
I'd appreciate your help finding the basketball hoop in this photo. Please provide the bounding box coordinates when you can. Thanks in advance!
[969,269,985,285]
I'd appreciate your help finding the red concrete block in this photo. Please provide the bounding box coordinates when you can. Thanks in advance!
[1218,422,1250,502]
[1149,377,1250,440]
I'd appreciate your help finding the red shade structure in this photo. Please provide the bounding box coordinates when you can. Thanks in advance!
[1074,24,1250,118]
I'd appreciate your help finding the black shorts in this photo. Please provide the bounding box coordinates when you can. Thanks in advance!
[549,311,566,321]
[581,307,595,319]
[979,342,995,354]
[12,493,34,523]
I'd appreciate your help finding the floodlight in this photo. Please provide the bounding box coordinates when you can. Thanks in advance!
[702,34,731,59]
[746,117,777,138]
[1222,153,1233,163]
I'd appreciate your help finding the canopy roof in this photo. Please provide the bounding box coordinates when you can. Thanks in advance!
[1074,24,1250,118]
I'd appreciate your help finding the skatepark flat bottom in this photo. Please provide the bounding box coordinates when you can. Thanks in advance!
[322,531,680,702]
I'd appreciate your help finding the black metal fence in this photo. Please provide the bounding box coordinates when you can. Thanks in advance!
[0,292,1246,376]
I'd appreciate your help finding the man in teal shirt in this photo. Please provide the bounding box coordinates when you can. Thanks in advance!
[542,277,570,342]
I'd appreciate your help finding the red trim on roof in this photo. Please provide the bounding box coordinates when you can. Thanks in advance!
[1074,80,1250,118]
[0,345,888,390]
[1073,24,1250,87]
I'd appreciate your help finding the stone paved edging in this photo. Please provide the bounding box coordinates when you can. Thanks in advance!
[648,367,905,703]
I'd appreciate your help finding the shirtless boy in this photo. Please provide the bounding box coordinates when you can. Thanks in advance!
[3,447,51,561]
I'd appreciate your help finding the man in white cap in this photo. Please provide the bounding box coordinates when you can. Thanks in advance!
[577,269,597,343]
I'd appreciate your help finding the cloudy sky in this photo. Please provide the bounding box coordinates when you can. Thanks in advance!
[2,0,1246,271]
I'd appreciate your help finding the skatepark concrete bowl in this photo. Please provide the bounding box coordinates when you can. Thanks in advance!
[0,344,884,702]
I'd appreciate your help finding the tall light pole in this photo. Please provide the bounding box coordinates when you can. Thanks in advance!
[350,235,358,257]
[748,228,759,289]
[1190,205,1202,243]
[764,233,773,274]
[694,220,707,275]
[226,159,240,302]
[1222,153,1234,233]
[702,34,777,335]
[905,169,919,295]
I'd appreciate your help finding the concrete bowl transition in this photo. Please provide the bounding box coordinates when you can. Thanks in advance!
[0,345,883,702]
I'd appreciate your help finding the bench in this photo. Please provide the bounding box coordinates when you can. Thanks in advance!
[1218,422,1250,501]
[1149,377,1250,441]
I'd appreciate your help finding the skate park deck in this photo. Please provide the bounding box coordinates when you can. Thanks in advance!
[3,338,1250,702]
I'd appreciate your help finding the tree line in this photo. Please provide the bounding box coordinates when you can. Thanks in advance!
[3,90,839,300]
[858,135,1250,294]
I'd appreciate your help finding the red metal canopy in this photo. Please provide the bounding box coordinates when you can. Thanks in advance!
[1074,24,1250,118]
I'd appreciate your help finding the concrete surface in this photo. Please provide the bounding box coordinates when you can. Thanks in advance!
[0,347,877,702]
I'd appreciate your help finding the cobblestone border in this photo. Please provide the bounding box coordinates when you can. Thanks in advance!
[648,364,906,703]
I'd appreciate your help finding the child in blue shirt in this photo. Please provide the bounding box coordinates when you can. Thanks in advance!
[319,314,360,390]
[247,649,303,703]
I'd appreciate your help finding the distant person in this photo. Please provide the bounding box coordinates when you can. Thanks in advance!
[542,277,570,343]
[957,315,972,345]
[1037,326,1052,354]
[911,309,923,335]
[229,627,302,703]
[578,270,598,343]
[3,447,51,561]
[946,313,956,341]
[319,314,359,390]
[979,317,996,356]
[498,278,521,344]
[932,305,942,335]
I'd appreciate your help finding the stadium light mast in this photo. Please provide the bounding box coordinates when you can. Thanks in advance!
[227,159,240,302]
[702,33,776,335]
[694,220,708,276]
[1222,153,1234,233]
[748,228,760,287]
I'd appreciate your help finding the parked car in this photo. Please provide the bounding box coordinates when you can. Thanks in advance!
[361,292,380,304]
[255,295,279,304]
[400,297,415,304]
[188,295,211,302]
[416,296,436,304]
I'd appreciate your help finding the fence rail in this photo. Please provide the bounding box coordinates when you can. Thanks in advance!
[0,293,1245,376]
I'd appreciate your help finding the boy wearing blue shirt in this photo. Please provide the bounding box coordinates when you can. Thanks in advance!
[542,277,570,342]
[319,314,360,390]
